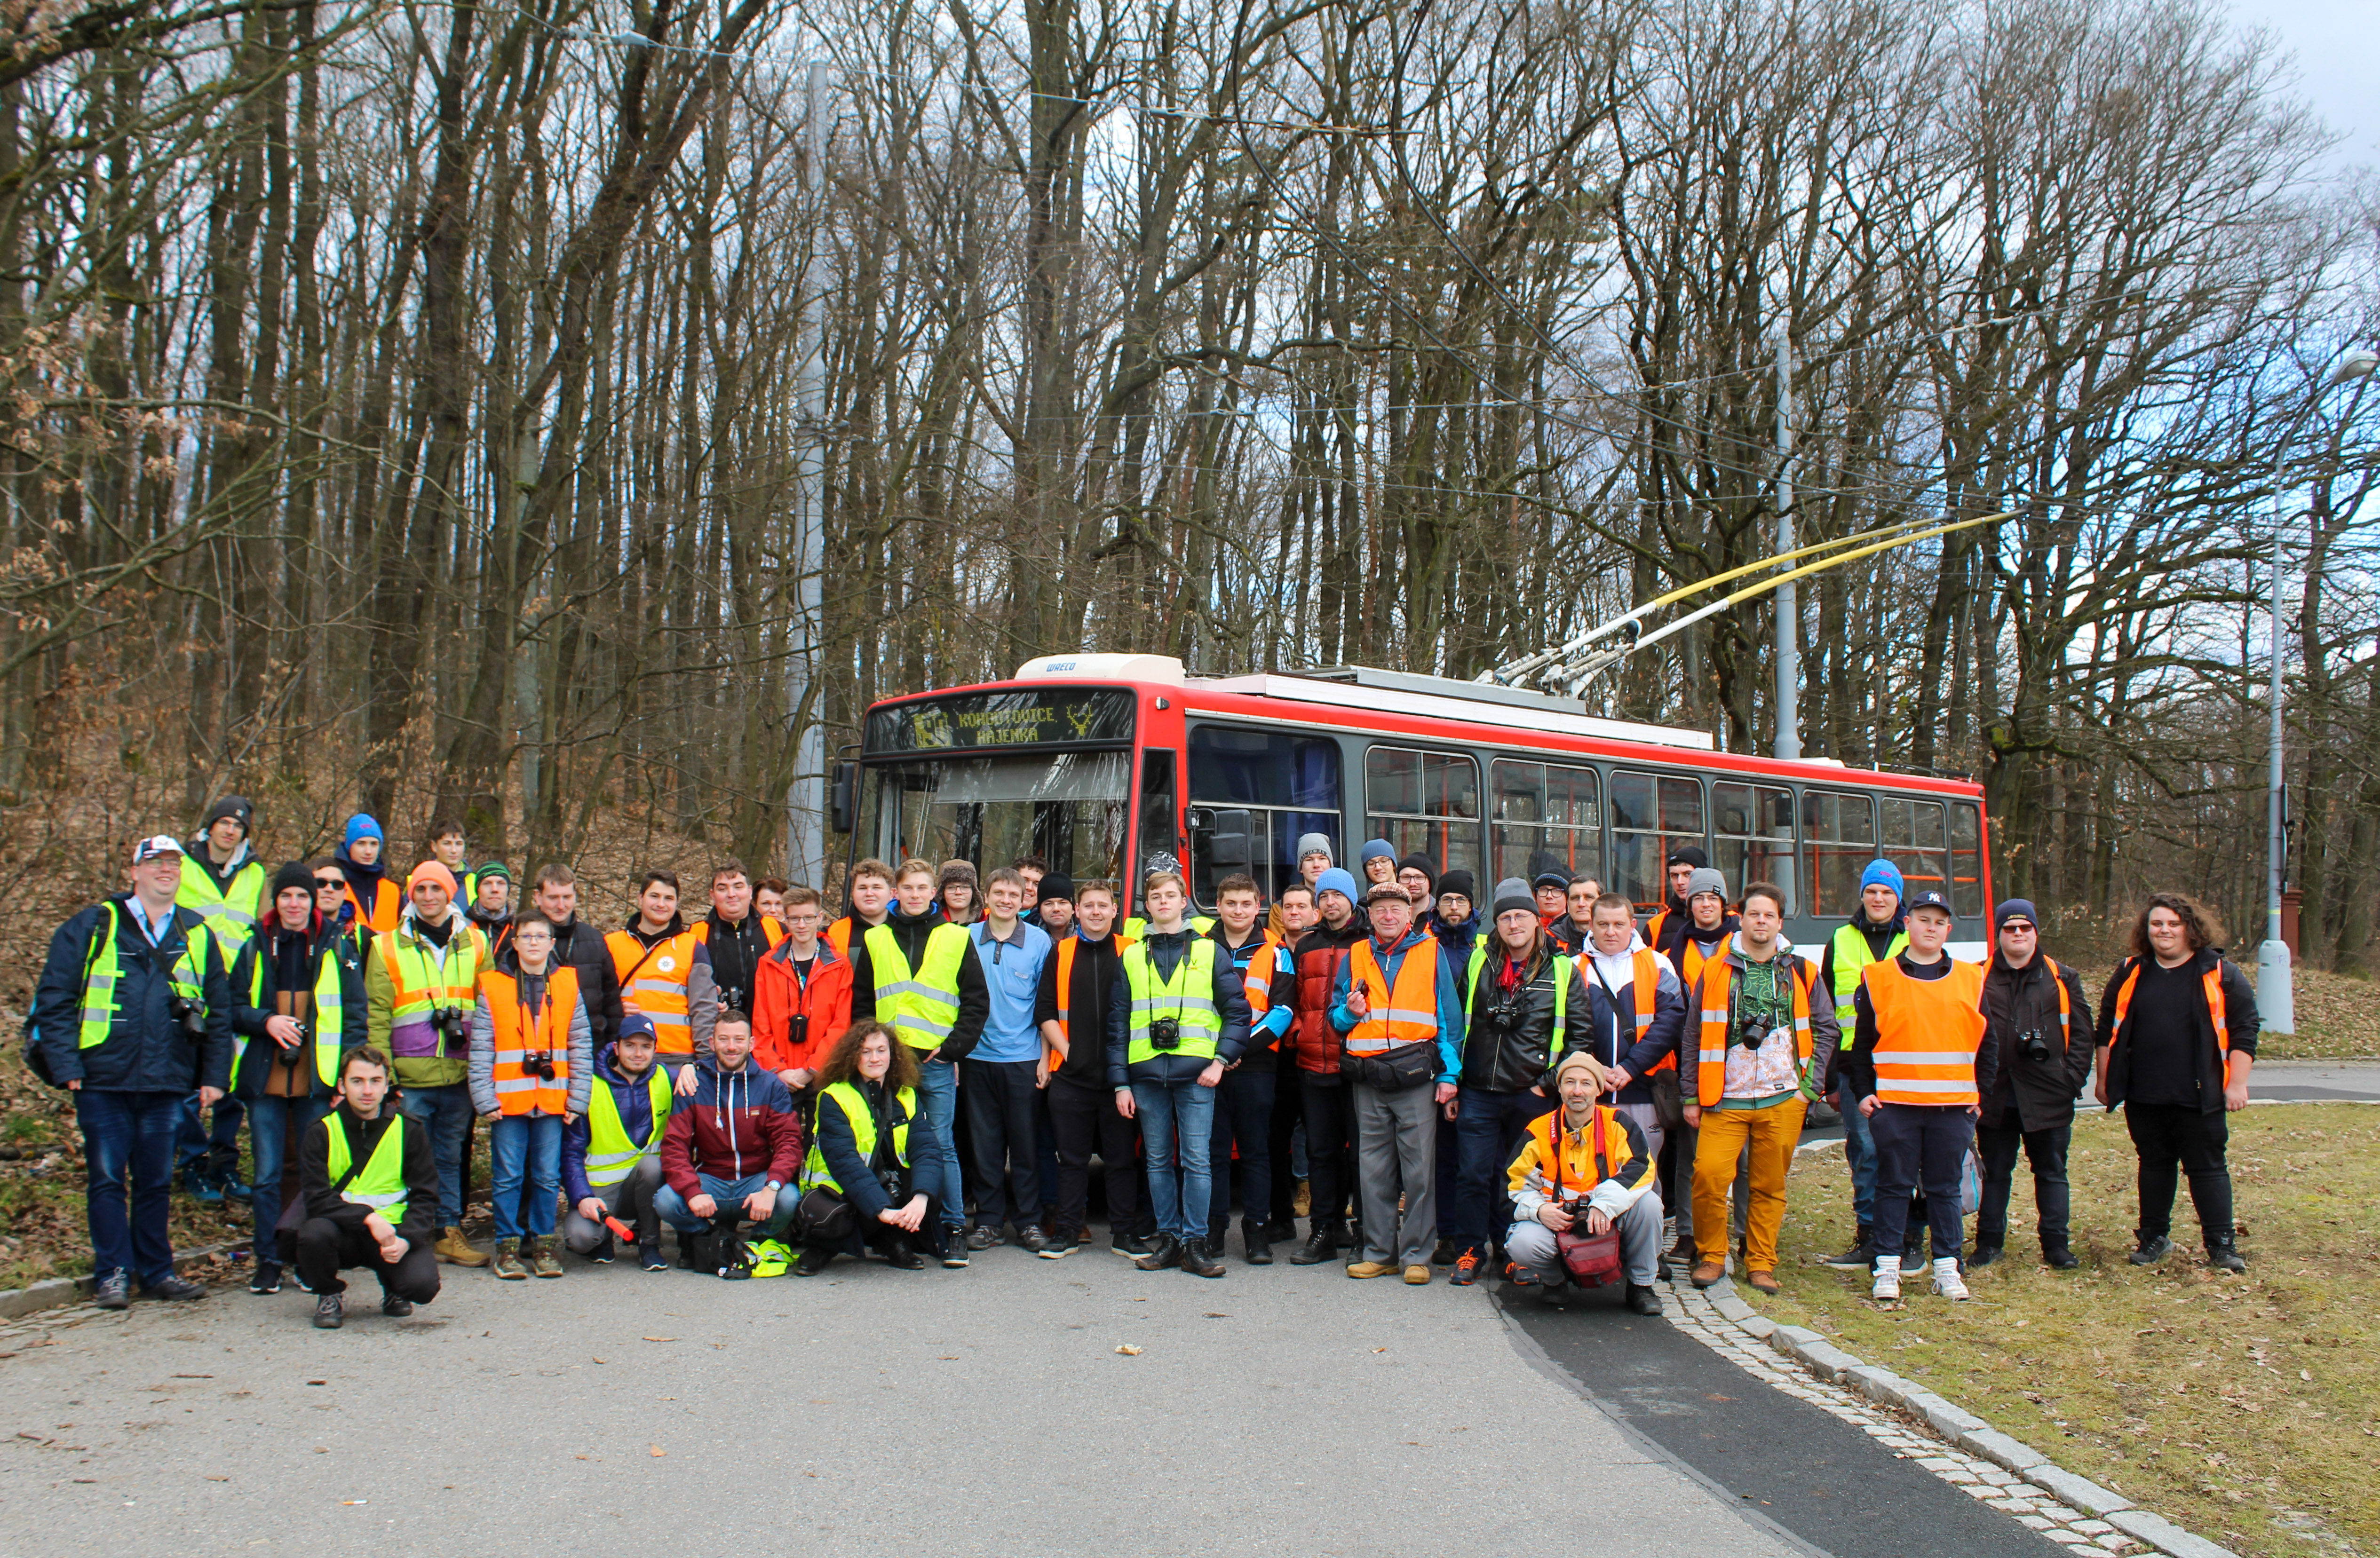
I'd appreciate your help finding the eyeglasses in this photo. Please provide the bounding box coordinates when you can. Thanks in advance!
[315,878,345,890]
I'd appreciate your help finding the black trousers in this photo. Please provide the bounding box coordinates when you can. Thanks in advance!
[1045,1074,1142,1238]
[961,1058,1044,1230]
[2125,1102,2234,1246]
[1207,1068,1275,1241]
[1869,1104,1973,1264]
[1300,1076,1357,1231]
[295,1218,441,1303]
[1975,1118,2072,1250]
[1268,1069,1300,1223]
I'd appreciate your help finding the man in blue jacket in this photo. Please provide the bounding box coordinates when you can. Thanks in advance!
[1331,883,1466,1283]
[32,836,236,1308]
[561,1015,674,1271]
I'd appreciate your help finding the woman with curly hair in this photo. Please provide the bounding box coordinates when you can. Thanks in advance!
[2092,892,2259,1272]
[793,1020,951,1275]
[937,862,980,926]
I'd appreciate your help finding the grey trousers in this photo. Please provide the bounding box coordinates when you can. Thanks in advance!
[560,1156,663,1254]
[1506,1188,1664,1288]
[1352,1082,1440,1266]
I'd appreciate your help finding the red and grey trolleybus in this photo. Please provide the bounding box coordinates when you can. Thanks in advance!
[836,655,1993,956]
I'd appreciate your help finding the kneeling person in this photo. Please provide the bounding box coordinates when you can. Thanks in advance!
[562,1014,674,1271]
[296,1047,440,1327]
[656,1009,803,1272]
[794,1021,952,1275]
[1503,1052,1663,1315]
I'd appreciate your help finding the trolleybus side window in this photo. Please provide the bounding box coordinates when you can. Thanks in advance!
[1610,769,1704,911]
[1879,795,1949,904]
[1187,725,1342,906]
[1364,746,1482,887]
[1491,759,1601,889]
[1712,781,1795,914]
[1949,801,1984,918]
[1801,789,1874,918]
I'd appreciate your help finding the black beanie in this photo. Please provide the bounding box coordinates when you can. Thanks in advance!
[271,860,316,899]
[1038,873,1076,903]
[1437,869,1476,903]
[205,795,255,835]
[1666,845,1708,870]
[1396,852,1438,893]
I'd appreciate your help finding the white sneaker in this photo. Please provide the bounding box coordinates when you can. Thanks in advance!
[1871,1254,1902,1301]
[1932,1257,1970,1300]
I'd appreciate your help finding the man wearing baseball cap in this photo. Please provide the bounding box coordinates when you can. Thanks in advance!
[31,835,236,1307]
[1839,889,1997,1302]
[1973,900,2094,1270]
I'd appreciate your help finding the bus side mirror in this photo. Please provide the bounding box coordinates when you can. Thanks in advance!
[1204,809,1252,870]
[830,761,858,836]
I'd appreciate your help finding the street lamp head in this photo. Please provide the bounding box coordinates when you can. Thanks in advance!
[2332,348,2380,383]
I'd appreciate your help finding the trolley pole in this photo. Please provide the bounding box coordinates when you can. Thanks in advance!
[1773,324,1800,760]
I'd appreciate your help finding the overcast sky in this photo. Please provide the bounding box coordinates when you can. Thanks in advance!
[2232,0,2376,173]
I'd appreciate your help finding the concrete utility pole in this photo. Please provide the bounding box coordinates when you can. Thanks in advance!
[1773,323,1800,760]
[785,60,830,889]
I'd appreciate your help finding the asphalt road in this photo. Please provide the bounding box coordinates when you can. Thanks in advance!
[0,1226,2097,1558]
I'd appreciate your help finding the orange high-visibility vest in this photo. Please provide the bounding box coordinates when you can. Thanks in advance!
[478,965,579,1116]
[608,926,702,1056]
[1679,931,1730,995]
[2106,957,2227,1061]
[1345,936,1444,1057]
[1047,930,1135,1071]
[347,879,401,936]
[1690,953,1817,1107]
[1863,958,1988,1107]
[694,916,785,952]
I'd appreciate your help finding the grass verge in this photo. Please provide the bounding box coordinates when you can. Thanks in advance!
[1761,1104,2380,1558]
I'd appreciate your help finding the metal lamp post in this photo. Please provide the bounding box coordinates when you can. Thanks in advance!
[2260,346,2379,1035]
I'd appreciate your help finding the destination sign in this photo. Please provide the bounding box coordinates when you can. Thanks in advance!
[865,688,1135,752]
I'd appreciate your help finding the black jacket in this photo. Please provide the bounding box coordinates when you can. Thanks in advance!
[1035,931,1126,1085]
[1458,946,1596,1093]
[813,1076,949,1222]
[848,905,991,1060]
[1842,953,2000,1106]
[547,915,624,1048]
[301,1103,439,1247]
[227,914,370,1099]
[2094,949,2258,1114]
[1979,954,2095,1131]
[32,895,235,1093]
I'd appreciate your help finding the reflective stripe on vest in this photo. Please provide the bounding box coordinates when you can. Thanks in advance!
[177,855,265,953]
[1345,936,1442,1057]
[608,928,702,1054]
[1863,958,1988,1106]
[347,879,401,936]
[480,965,580,1115]
[1692,955,1816,1108]
[1123,937,1222,1065]
[378,923,484,1060]
[1829,922,1909,1027]
[78,904,208,1050]
[322,1114,410,1225]
[865,922,971,1050]
[1462,945,1572,1045]
[584,1061,673,1186]
[800,1080,916,1194]
[2108,958,2227,1060]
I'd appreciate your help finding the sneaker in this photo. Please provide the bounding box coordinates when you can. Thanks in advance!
[1967,1243,2003,1269]
[1931,1257,1970,1300]
[1871,1255,1902,1302]
[221,1175,254,1203]
[2128,1234,2173,1266]
[148,1275,207,1301]
[314,1293,343,1328]
[381,1294,413,1318]
[1626,1283,1664,1316]
[1110,1231,1152,1259]
[1016,1225,1050,1255]
[587,1236,617,1265]
[1431,1237,1459,1266]
[942,1246,970,1269]
[529,1238,563,1278]
[94,1269,131,1310]
[2205,1242,2246,1273]
[185,1174,225,1206]
[1038,1228,1080,1259]
[2043,1246,2079,1270]
[491,1240,528,1280]
[640,1245,667,1272]
[1505,1262,1540,1289]
[1403,1264,1430,1285]
[1449,1250,1482,1287]
[248,1261,284,1296]
[1821,1229,1875,1269]
[1346,1260,1396,1279]
[965,1224,1003,1252]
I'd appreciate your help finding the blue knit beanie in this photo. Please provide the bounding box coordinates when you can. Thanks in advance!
[1315,867,1361,906]
[1358,839,1397,867]
[344,813,384,850]
[1858,859,1904,899]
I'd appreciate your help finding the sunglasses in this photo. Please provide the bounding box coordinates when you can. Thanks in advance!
[315,878,346,890]
[1999,922,2037,933]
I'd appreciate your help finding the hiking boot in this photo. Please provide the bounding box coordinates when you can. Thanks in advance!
[965,1224,1003,1252]
[249,1261,284,1296]
[1821,1228,1875,1269]
[1136,1235,1184,1272]
[1289,1224,1340,1266]
[640,1245,667,1272]
[1432,1237,1459,1266]
[2205,1241,2246,1273]
[1870,1254,1902,1303]
[1264,1217,1297,1244]
[1745,1270,1780,1296]
[148,1275,206,1301]
[793,1246,836,1278]
[314,1293,343,1329]
[1667,1232,1696,1264]
[2043,1245,2079,1270]
[1690,1260,1726,1289]
[1039,1227,1081,1259]
[1931,1257,1970,1300]
[1179,1239,1226,1278]
[94,1269,131,1310]
[1017,1224,1050,1254]
[436,1227,490,1267]
[529,1238,563,1278]
[1967,1242,2004,1269]
[491,1240,529,1280]
[881,1243,925,1270]
[1291,1179,1311,1217]
[1449,1249,1482,1286]
[1346,1260,1396,1279]
[381,1294,413,1318]
[1626,1283,1664,1316]
[1241,1218,1273,1265]
[1403,1264,1430,1285]
[2129,1234,2173,1265]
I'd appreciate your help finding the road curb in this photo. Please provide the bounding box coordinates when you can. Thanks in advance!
[0,1242,240,1322]
[1686,1275,2238,1558]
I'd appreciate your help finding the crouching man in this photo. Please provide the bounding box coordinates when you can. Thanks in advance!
[296,1046,440,1328]
[1503,1051,1663,1315]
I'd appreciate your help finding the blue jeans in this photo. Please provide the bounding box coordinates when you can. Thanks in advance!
[487,1113,564,1240]
[399,1083,474,1229]
[654,1172,801,1240]
[1206,1068,1274,1241]
[1451,1087,1552,1254]
[917,1057,967,1233]
[1837,1085,1877,1229]
[176,1091,244,1182]
[246,1092,328,1264]
[1133,1076,1218,1241]
[77,1089,183,1287]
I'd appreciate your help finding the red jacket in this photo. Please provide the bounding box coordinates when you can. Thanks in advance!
[658,1060,802,1196]
[1288,917,1370,1076]
[751,937,852,1075]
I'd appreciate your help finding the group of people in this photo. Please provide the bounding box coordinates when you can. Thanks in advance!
[29,798,2260,1328]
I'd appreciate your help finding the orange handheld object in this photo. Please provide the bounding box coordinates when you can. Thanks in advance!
[604,1215,635,1243]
